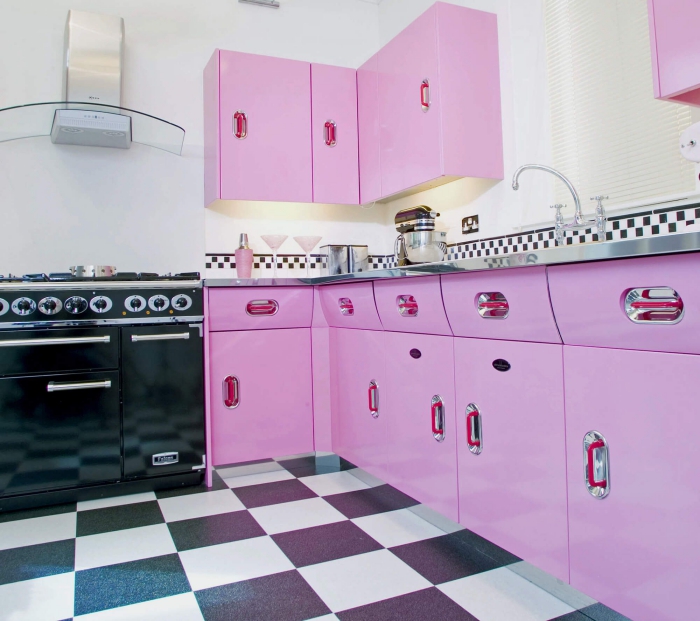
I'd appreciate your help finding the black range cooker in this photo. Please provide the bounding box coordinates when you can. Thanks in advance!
[0,272,206,511]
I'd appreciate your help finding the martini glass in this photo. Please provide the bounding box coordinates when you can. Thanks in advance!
[294,236,322,277]
[260,235,288,278]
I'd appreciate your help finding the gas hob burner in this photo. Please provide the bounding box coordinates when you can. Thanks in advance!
[42,271,201,283]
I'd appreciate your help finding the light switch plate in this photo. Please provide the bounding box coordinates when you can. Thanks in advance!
[462,215,479,235]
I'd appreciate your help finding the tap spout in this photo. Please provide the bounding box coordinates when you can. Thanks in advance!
[512,164,583,223]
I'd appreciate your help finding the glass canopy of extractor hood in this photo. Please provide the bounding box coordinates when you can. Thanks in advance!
[0,102,185,155]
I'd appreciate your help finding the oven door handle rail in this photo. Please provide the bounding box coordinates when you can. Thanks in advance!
[0,335,111,347]
[47,379,112,392]
[131,332,190,342]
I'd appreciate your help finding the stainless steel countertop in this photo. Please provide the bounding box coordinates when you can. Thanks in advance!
[204,231,700,287]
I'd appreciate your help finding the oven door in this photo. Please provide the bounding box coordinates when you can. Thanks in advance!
[121,325,205,478]
[0,370,121,497]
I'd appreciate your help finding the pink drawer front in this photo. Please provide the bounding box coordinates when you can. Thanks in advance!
[441,267,561,343]
[319,282,383,330]
[548,253,700,354]
[373,276,452,336]
[208,287,313,331]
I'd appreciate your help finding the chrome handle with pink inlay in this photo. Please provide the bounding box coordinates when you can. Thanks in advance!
[465,403,482,455]
[420,79,431,111]
[397,295,419,317]
[624,287,684,324]
[223,375,240,409]
[476,292,509,319]
[368,380,379,418]
[324,120,337,147]
[233,110,247,139]
[339,298,355,316]
[246,300,279,316]
[583,431,609,498]
[431,395,445,442]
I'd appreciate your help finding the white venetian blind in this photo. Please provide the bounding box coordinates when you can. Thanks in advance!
[544,0,695,209]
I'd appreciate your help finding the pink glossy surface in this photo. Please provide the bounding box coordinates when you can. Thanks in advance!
[648,0,700,103]
[203,50,220,208]
[548,253,700,354]
[378,5,442,198]
[357,54,382,204]
[209,328,313,465]
[311,288,332,452]
[455,338,568,582]
[208,287,313,332]
[330,328,387,481]
[219,51,312,202]
[384,332,458,521]
[441,267,560,343]
[374,276,452,336]
[437,3,503,180]
[311,64,359,205]
[319,282,383,331]
[565,345,700,621]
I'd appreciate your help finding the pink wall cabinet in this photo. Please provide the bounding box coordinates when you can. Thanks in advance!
[319,281,383,331]
[209,328,313,465]
[565,345,700,621]
[548,253,700,354]
[357,54,382,204]
[311,64,359,205]
[648,0,700,106]
[441,267,561,344]
[454,338,568,582]
[203,50,313,205]
[377,2,503,200]
[383,332,458,521]
[330,328,387,480]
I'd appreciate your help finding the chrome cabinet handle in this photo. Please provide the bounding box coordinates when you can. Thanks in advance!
[465,403,483,455]
[368,380,379,418]
[0,335,110,348]
[233,110,248,139]
[324,120,337,147]
[624,287,684,324]
[47,379,111,392]
[338,298,354,316]
[476,292,509,319]
[431,395,445,442]
[246,300,279,316]
[397,295,419,317]
[223,375,240,409]
[420,78,430,111]
[583,431,610,498]
[131,332,190,342]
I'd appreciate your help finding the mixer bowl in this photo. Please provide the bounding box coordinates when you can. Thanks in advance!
[402,231,447,264]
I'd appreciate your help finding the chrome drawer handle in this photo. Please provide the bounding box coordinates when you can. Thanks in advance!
[465,403,483,455]
[47,379,111,392]
[624,287,684,324]
[339,298,355,316]
[476,292,509,319]
[583,431,610,499]
[368,380,379,418]
[223,375,240,409]
[397,295,419,317]
[431,395,445,442]
[246,300,279,316]
[131,332,190,342]
[0,335,110,348]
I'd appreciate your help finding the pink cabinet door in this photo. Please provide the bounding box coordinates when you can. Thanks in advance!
[330,329,386,480]
[565,345,700,621]
[649,0,700,105]
[378,5,442,198]
[383,332,458,521]
[454,338,568,582]
[311,64,359,205]
[209,328,313,465]
[219,51,312,202]
[357,53,382,204]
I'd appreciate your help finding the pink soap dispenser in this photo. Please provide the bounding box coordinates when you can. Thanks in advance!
[235,234,254,279]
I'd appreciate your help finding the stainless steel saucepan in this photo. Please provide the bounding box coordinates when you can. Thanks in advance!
[69,266,117,278]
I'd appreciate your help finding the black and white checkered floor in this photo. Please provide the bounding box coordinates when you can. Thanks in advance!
[0,453,629,621]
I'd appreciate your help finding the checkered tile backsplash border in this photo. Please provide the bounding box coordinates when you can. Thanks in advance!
[206,204,700,277]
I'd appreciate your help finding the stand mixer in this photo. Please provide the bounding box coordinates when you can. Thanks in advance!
[394,206,447,266]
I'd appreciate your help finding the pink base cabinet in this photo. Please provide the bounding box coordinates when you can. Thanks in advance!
[565,345,700,621]
[209,328,313,465]
[454,338,569,582]
[330,328,387,480]
[383,332,458,522]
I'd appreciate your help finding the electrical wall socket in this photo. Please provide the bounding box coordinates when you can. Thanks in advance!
[462,215,479,235]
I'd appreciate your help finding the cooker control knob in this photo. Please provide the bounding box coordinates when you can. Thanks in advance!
[38,297,63,315]
[12,297,36,316]
[0,298,8,317]
[90,296,113,313]
[64,296,88,315]
[125,295,146,312]
[171,294,192,311]
[148,295,170,311]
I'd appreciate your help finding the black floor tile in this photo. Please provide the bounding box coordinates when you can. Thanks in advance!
[324,484,419,519]
[278,455,356,478]
[76,501,164,536]
[196,569,330,621]
[156,470,228,499]
[233,479,318,509]
[449,528,521,566]
[0,539,74,585]
[337,587,478,621]
[549,612,590,621]
[0,502,76,523]
[74,553,191,616]
[168,510,265,551]
[389,533,508,585]
[578,603,632,621]
[272,520,383,567]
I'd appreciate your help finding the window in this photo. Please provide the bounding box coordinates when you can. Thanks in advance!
[545,0,695,209]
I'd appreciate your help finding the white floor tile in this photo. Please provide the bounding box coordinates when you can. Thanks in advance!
[308,616,340,621]
[179,535,294,591]
[216,461,284,479]
[299,471,370,497]
[77,492,156,512]
[298,549,431,613]
[75,524,176,571]
[225,469,295,489]
[249,497,346,535]
[74,592,203,621]
[0,572,74,621]
[352,508,444,548]
[0,513,76,551]
[347,468,385,489]
[438,567,575,621]
[157,489,244,522]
